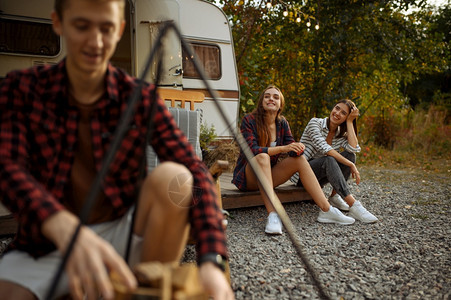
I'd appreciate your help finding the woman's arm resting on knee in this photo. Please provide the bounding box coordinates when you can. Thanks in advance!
[326,149,360,184]
[267,142,305,156]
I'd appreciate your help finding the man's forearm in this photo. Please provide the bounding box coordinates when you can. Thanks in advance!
[41,210,80,251]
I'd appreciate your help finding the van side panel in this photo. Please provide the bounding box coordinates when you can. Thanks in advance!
[133,0,182,87]
[0,0,64,78]
[0,0,239,139]
[178,0,240,139]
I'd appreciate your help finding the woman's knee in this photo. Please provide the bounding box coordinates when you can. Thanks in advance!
[341,151,356,163]
[323,156,338,167]
[294,155,309,168]
[254,153,271,167]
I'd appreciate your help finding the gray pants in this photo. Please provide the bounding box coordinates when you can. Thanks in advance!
[297,151,356,198]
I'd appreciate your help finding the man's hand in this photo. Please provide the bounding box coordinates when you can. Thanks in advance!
[42,210,137,300]
[199,262,234,300]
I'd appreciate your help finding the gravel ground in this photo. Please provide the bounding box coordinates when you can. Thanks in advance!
[222,166,450,299]
[1,165,449,299]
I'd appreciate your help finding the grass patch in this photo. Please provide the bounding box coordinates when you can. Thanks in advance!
[411,199,441,206]
[358,144,450,175]
[410,214,429,220]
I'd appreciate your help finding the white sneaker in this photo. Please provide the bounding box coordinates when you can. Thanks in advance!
[265,212,282,234]
[348,201,378,223]
[317,206,355,225]
[329,194,350,211]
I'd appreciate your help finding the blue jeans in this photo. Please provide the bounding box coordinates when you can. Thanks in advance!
[297,151,355,198]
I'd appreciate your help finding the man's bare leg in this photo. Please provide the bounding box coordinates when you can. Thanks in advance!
[0,281,37,300]
[134,162,192,263]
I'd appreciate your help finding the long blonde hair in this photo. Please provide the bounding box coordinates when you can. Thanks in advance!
[251,85,285,147]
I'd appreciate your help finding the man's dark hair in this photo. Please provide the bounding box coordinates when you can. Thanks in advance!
[54,0,126,19]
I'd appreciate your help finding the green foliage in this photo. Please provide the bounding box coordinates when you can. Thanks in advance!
[357,144,387,166]
[358,105,450,169]
[360,108,402,149]
[213,0,449,140]
[395,105,450,156]
[199,122,217,150]
[401,3,451,109]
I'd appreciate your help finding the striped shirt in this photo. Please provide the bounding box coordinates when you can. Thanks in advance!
[290,117,360,183]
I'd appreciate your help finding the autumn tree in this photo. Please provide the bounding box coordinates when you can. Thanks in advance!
[211,0,448,142]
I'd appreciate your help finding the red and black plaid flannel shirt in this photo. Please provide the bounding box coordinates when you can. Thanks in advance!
[0,60,227,260]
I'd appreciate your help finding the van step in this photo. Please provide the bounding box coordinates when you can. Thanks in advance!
[219,173,312,210]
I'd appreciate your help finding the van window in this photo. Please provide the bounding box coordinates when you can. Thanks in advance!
[0,18,60,56]
[182,43,221,80]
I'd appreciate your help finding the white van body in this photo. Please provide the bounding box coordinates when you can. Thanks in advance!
[0,0,240,139]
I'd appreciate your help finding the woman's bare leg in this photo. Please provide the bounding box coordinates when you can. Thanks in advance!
[0,281,36,300]
[343,194,356,206]
[330,189,337,197]
[271,156,330,212]
[246,155,331,212]
[245,153,277,213]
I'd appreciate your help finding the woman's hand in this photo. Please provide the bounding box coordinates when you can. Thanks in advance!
[283,142,305,155]
[348,105,359,122]
[350,163,361,185]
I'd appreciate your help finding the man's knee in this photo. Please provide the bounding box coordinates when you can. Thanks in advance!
[144,162,193,209]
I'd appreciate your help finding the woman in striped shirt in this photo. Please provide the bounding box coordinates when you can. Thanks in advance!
[233,85,355,235]
[291,99,378,223]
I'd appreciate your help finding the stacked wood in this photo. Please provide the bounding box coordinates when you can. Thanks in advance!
[112,262,209,300]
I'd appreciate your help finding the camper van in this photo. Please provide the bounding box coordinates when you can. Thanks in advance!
[0,0,240,139]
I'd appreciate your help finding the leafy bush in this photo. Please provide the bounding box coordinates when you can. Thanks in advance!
[358,105,450,170]
[395,105,450,156]
[360,109,402,149]
[199,122,217,151]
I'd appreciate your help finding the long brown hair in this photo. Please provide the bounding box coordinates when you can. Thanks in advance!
[327,99,358,138]
[251,85,285,147]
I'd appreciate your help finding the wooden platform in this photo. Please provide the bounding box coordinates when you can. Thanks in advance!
[219,173,312,210]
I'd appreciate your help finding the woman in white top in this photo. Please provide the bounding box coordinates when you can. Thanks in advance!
[292,99,378,223]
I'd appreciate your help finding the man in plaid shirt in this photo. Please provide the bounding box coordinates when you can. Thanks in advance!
[0,0,233,299]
